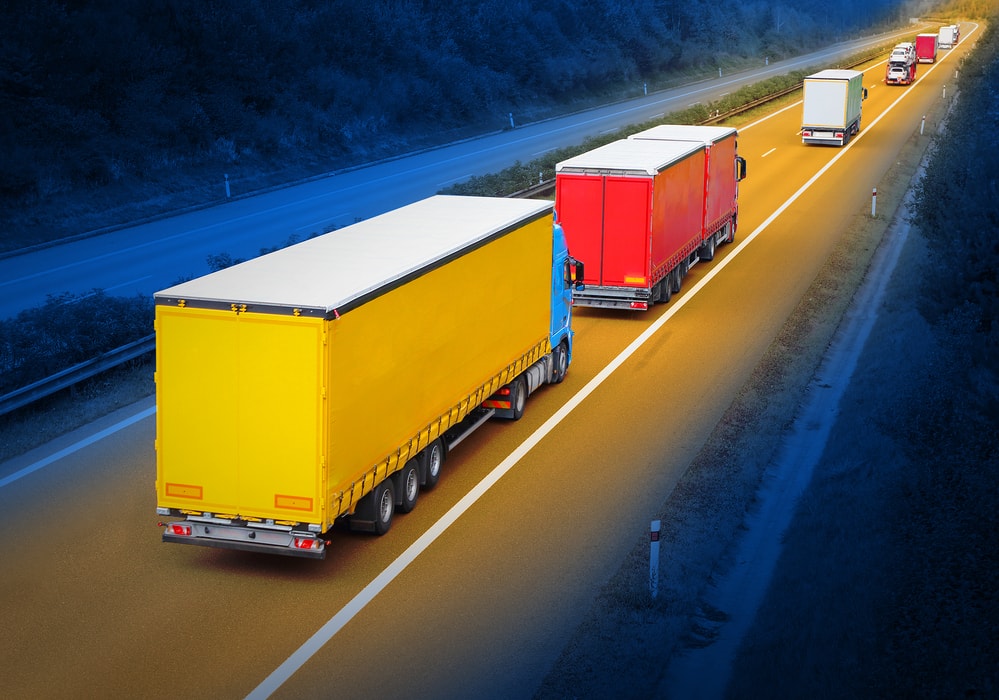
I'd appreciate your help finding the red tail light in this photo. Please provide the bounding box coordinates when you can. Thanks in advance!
[170,523,192,536]
[294,537,319,550]
[630,301,649,310]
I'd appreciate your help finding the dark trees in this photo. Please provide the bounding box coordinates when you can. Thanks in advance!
[1,0,909,205]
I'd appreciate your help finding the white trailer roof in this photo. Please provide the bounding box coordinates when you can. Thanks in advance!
[806,69,862,81]
[155,195,553,315]
[556,138,702,176]
[629,124,736,145]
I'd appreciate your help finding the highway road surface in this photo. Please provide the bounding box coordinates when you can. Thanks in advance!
[0,23,974,699]
[0,27,923,322]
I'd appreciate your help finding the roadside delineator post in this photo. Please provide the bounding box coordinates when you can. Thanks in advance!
[871,188,877,218]
[650,520,661,599]
[920,115,926,135]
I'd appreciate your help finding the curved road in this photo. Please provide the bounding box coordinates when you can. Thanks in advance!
[0,23,973,700]
[0,27,923,321]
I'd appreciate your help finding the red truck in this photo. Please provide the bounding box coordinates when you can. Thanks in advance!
[630,125,746,264]
[916,33,938,63]
[555,138,703,310]
[554,130,745,310]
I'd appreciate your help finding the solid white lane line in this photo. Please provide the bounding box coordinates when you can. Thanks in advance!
[437,173,474,187]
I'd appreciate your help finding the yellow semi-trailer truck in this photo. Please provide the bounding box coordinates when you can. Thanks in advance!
[155,195,582,559]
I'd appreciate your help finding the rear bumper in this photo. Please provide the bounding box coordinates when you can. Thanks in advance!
[162,521,326,559]
[801,129,847,146]
[573,285,652,310]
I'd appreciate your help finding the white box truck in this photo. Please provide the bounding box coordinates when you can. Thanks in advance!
[801,69,868,146]
[938,25,958,49]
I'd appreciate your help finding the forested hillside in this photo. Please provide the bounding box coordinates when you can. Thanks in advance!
[2,0,913,239]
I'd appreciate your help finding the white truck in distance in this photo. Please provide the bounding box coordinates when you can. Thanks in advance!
[939,24,959,49]
[801,69,868,146]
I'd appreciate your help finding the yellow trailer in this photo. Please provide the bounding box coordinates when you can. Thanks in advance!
[155,195,581,558]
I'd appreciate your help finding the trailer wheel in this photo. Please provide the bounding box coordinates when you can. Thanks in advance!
[422,439,444,490]
[724,220,735,244]
[395,459,419,513]
[551,342,569,384]
[701,236,716,262]
[371,480,395,535]
[510,377,527,420]
[670,267,682,294]
[657,275,672,303]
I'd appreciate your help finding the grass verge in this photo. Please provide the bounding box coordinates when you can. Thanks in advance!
[0,359,154,466]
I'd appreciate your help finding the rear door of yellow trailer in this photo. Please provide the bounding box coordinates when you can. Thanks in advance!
[156,306,326,525]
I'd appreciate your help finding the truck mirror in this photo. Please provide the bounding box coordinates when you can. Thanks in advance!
[572,258,585,290]
[736,156,747,182]
[863,88,869,100]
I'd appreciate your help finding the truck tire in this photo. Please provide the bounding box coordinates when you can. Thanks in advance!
[422,439,444,490]
[724,220,735,244]
[662,273,673,303]
[670,267,682,295]
[551,342,569,384]
[351,479,396,534]
[371,480,395,535]
[701,235,716,262]
[510,376,527,420]
[395,459,419,513]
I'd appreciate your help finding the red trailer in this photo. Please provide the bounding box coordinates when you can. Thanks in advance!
[916,33,938,63]
[555,138,706,310]
[630,125,746,262]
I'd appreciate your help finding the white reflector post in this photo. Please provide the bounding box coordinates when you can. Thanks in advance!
[650,519,662,599]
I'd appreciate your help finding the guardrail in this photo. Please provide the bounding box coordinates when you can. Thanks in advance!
[0,334,155,418]
[2,46,891,418]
